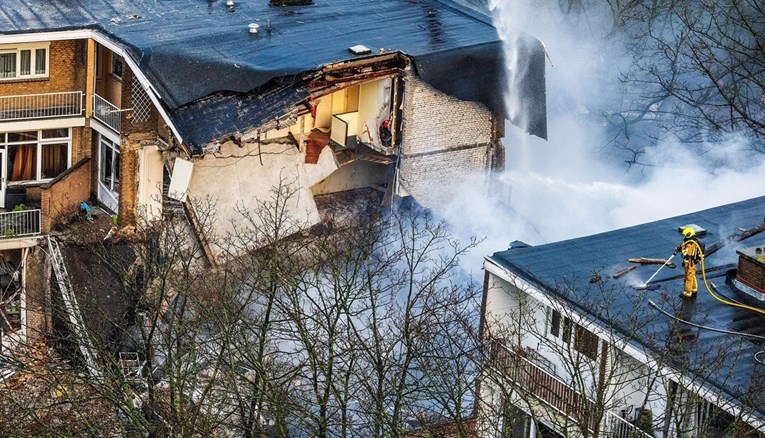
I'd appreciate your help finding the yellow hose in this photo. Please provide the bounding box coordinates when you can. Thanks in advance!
[688,240,765,316]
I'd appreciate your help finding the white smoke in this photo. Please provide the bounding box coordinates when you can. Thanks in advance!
[438,0,765,272]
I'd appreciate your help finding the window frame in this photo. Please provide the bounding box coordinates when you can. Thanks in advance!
[110,53,123,81]
[0,43,49,81]
[99,136,120,194]
[1,128,72,183]
[548,307,600,361]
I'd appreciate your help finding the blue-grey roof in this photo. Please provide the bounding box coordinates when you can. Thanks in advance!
[1,0,547,152]
[489,196,765,422]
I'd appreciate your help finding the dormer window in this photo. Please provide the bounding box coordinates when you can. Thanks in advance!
[0,43,49,80]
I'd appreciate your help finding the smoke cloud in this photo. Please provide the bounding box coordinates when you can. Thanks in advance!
[438,0,765,272]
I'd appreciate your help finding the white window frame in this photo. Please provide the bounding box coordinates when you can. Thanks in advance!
[1,128,72,183]
[0,42,50,80]
[99,135,120,194]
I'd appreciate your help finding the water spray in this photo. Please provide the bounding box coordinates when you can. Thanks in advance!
[634,252,676,289]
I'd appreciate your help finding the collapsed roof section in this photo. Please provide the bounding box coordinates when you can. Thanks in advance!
[3,0,547,154]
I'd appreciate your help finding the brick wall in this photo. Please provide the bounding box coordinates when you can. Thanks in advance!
[397,73,503,208]
[400,73,493,156]
[40,158,91,232]
[738,256,765,293]
[119,132,156,226]
[23,246,51,343]
[0,39,87,96]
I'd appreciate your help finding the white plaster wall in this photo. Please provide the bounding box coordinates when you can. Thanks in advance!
[188,140,320,260]
[137,145,164,223]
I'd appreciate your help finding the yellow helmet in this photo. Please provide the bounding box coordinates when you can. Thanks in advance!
[682,227,696,238]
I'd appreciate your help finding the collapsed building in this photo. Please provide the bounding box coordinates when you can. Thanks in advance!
[0,0,546,378]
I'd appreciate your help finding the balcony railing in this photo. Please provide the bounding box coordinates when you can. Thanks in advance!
[93,94,121,133]
[0,209,41,239]
[0,91,83,121]
[490,339,598,431]
[602,410,653,438]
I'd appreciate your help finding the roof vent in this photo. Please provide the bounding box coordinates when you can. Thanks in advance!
[248,23,260,34]
[677,223,707,237]
[348,45,372,56]
[270,0,314,5]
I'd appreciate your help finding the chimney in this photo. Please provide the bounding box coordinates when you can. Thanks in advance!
[733,246,765,300]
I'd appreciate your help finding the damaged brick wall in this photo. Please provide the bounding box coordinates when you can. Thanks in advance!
[397,72,503,207]
[117,67,161,227]
[40,158,92,233]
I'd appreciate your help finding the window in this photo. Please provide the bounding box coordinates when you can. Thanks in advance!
[1,128,71,182]
[111,53,123,80]
[549,309,571,344]
[550,308,600,360]
[99,136,120,193]
[575,324,599,360]
[0,44,49,80]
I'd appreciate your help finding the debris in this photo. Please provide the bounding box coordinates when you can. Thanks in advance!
[629,257,676,268]
[613,265,637,279]
[120,225,136,235]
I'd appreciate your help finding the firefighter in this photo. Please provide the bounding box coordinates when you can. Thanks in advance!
[675,227,702,299]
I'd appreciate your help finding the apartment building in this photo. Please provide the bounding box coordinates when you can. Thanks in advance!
[478,197,765,437]
[0,0,547,369]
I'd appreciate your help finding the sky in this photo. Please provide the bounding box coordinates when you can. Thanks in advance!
[434,0,765,273]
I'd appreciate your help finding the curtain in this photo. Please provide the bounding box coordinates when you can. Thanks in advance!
[42,143,66,179]
[11,144,35,181]
[0,53,16,78]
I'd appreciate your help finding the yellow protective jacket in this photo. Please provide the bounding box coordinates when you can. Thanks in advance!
[680,238,701,264]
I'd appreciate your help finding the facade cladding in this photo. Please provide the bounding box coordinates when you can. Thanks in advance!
[2,0,546,153]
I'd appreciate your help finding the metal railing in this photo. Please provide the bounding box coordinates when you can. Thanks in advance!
[0,209,41,238]
[602,410,654,438]
[490,339,599,431]
[93,93,121,133]
[0,91,83,121]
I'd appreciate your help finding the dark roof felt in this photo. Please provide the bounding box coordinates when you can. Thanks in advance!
[489,196,765,422]
[2,0,546,152]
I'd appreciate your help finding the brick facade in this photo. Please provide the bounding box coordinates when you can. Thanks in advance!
[40,158,92,232]
[397,73,503,208]
[23,246,51,343]
[119,132,156,225]
[737,256,765,293]
[0,39,87,96]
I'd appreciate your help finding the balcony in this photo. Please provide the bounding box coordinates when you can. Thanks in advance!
[0,91,83,122]
[92,94,121,133]
[602,410,653,438]
[0,209,41,239]
[490,339,599,431]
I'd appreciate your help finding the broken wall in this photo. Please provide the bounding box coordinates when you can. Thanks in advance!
[397,73,502,208]
[187,138,321,261]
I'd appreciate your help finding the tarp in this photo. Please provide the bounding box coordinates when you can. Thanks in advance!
[2,0,546,152]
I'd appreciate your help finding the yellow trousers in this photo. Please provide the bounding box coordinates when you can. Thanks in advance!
[683,261,698,296]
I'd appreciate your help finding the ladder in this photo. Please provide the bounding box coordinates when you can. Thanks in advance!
[47,236,102,381]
